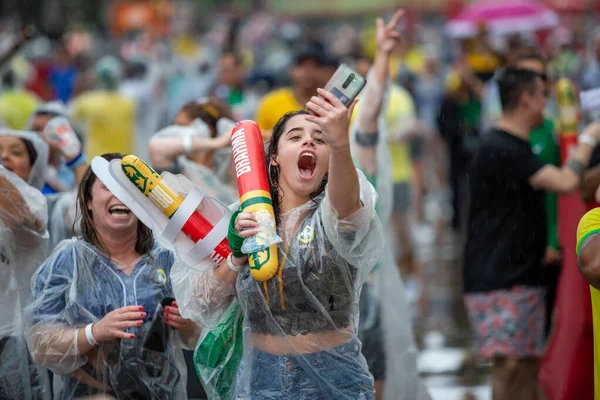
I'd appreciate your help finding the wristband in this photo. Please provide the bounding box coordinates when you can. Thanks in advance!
[182,134,193,154]
[355,131,379,147]
[579,134,597,148]
[66,152,87,169]
[85,323,98,346]
[227,210,245,258]
[227,253,243,272]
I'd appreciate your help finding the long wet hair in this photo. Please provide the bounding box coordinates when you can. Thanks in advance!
[266,110,328,224]
[76,153,154,256]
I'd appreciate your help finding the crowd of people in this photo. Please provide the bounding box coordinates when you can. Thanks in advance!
[3,5,600,400]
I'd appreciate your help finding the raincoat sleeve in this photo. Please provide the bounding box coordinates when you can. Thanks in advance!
[0,167,51,400]
[171,257,237,330]
[319,168,384,284]
[0,167,47,235]
[25,242,87,375]
[168,182,238,329]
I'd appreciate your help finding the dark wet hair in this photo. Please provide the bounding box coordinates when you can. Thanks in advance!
[20,138,37,166]
[498,68,544,112]
[76,153,153,256]
[267,110,328,223]
[509,46,547,67]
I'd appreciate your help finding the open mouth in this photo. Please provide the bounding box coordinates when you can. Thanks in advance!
[108,204,131,217]
[297,152,316,180]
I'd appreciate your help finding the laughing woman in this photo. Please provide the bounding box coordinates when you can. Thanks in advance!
[173,89,384,398]
[25,153,200,399]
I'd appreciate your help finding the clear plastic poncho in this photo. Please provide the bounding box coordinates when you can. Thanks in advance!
[24,239,188,400]
[172,168,386,399]
[0,128,78,252]
[151,121,237,205]
[0,129,50,190]
[0,165,50,399]
[350,72,431,400]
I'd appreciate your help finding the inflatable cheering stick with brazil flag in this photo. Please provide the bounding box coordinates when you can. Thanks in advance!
[230,120,281,282]
[121,155,231,267]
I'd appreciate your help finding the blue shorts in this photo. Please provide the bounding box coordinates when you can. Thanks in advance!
[233,338,375,399]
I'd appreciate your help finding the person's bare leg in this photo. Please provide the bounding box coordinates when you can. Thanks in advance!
[374,380,384,400]
[492,357,540,400]
[392,211,414,277]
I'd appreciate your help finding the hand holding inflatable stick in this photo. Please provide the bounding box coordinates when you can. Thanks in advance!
[231,121,280,281]
[121,155,231,266]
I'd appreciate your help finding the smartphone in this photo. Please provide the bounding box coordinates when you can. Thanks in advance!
[142,297,176,353]
[323,63,367,107]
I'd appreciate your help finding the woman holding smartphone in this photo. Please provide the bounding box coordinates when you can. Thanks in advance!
[174,73,384,400]
[25,153,200,399]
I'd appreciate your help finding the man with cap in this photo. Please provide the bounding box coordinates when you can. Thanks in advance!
[255,43,328,138]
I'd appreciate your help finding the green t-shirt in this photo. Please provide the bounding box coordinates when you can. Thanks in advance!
[529,119,560,250]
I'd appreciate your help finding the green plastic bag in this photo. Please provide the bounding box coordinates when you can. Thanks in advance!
[194,299,244,400]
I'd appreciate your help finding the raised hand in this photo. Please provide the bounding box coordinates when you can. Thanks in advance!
[376,10,404,54]
[305,88,358,150]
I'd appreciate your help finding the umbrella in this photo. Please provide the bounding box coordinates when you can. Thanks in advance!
[447,0,560,38]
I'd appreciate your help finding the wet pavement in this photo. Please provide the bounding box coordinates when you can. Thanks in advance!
[409,215,491,400]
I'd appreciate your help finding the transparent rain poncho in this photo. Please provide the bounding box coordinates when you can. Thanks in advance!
[172,168,386,399]
[0,128,79,251]
[0,165,50,399]
[151,120,238,205]
[350,72,431,400]
[24,239,188,400]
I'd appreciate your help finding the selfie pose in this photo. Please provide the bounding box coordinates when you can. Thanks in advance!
[25,153,200,399]
[174,87,384,398]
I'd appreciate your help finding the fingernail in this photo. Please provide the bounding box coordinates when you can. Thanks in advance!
[138,320,143,325]
[141,312,146,317]
[164,307,169,312]
[172,302,178,307]
[130,334,135,339]
[138,306,144,311]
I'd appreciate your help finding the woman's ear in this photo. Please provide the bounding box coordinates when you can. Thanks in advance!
[271,157,279,167]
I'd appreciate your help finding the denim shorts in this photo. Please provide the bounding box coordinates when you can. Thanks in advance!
[233,338,375,399]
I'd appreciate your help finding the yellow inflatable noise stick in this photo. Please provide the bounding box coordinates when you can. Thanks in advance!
[121,155,230,266]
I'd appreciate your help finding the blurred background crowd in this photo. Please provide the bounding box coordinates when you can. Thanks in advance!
[3,0,600,399]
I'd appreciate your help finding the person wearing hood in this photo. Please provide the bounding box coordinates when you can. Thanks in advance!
[28,101,88,195]
[0,129,51,399]
[70,56,136,159]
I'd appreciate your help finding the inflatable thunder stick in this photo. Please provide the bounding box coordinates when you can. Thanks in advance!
[231,121,279,281]
[121,155,230,266]
[556,78,579,163]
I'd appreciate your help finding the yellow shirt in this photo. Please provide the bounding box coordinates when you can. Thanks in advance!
[576,207,600,398]
[255,88,302,136]
[70,91,136,158]
[351,84,415,183]
[387,85,416,183]
[0,89,41,129]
